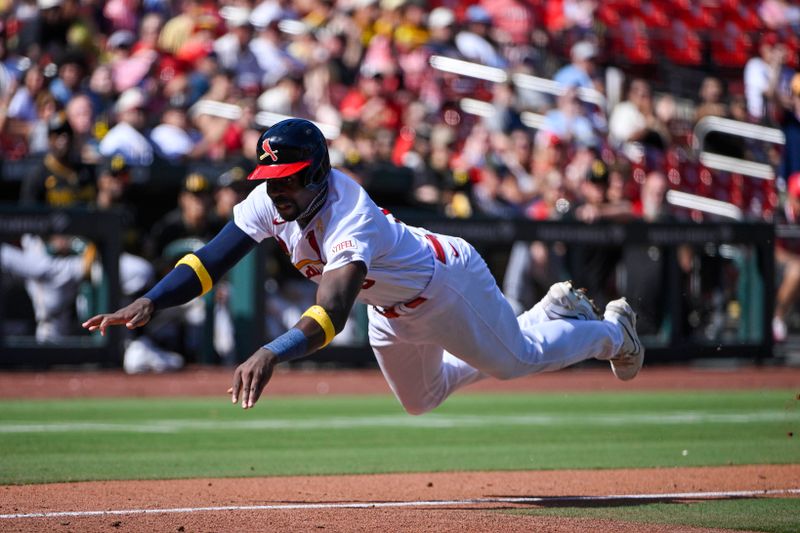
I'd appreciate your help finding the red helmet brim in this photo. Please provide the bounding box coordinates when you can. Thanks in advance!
[247,160,312,180]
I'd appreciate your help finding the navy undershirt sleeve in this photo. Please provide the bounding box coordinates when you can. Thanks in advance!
[144,221,258,310]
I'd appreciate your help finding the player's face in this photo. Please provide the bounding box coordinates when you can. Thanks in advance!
[265,173,316,221]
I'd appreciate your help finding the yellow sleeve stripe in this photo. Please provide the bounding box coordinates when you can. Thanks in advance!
[302,305,336,347]
[175,254,213,295]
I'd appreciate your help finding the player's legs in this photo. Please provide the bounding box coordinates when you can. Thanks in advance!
[517,280,600,330]
[415,236,623,380]
[366,235,627,415]
[368,309,485,415]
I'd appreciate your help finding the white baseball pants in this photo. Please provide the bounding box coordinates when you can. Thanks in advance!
[368,234,623,415]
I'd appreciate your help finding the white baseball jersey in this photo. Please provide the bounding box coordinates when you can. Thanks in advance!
[233,169,437,307]
[234,168,624,416]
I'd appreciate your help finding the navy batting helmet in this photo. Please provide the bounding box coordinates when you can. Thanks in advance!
[247,118,331,188]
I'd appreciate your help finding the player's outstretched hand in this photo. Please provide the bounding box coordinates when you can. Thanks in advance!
[81,297,155,336]
[229,349,277,409]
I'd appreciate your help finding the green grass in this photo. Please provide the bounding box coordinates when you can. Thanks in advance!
[0,390,797,484]
[511,497,800,533]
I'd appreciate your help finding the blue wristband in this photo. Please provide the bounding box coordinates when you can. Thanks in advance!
[264,328,308,363]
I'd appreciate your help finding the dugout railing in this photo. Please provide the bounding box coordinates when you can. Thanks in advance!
[0,206,776,367]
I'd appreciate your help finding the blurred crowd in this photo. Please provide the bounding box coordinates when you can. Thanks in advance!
[1,0,800,363]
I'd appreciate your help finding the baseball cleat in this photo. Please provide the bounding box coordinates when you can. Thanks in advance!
[541,281,601,321]
[604,298,644,381]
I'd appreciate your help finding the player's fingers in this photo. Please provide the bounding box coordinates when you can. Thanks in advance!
[231,369,242,404]
[82,315,103,329]
[250,371,268,408]
[126,312,149,329]
[240,371,252,409]
[246,369,263,408]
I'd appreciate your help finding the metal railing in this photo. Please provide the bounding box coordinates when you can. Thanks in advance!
[429,55,608,109]
[693,116,785,180]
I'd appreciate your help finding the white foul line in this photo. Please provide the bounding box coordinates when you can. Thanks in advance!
[1,410,797,433]
[1,488,799,520]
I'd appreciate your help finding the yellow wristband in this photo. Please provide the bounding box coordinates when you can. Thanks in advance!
[302,305,336,347]
[175,253,213,295]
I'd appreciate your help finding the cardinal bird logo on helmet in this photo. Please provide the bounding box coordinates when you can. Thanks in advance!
[260,139,279,161]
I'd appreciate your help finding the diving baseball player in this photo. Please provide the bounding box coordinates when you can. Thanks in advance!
[83,118,644,414]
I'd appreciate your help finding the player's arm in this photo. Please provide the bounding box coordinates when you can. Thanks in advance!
[231,260,367,409]
[82,221,257,335]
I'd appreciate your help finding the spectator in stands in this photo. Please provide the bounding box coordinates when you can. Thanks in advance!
[134,12,165,53]
[149,104,198,161]
[540,86,598,149]
[758,0,800,32]
[66,94,101,164]
[34,0,76,58]
[489,127,538,208]
[773,171,800,342]
[423,6,458,57]
[257,73,311,117]
[695,76,727,121]
[191,72,237,160]
[482,0,535,50]
[20,112,95,207]
[553,40,599,91]
[572,156,633,224]
[563,0,598,38]
[98,87,154,165]
[49,48,87,106]
[250,12,293,89]
[777,73,800,182]
[107,29,158,94]
[2,66,41,157]
[86,64,116,120]
[608,78,668,152]
[418,6,460,112]
[214,9,263,96]
[455,5,506,68]
[744,32,794,123]
[340,68,401,132]
[7,64,44,124]
[482,80,523,134]
[26,91,60,156]
[694,76,743,158]
[470,156,521,219]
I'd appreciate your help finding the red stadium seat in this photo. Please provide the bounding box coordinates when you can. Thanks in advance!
[710,21,752,68]
[639,1,669,30]
[609,17,655,65]
[662,19,703,66]
[723,2,763,32]
[675,3,716,31]
[597,3,621,28]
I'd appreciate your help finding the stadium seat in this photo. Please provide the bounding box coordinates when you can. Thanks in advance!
[662,19,703,66]
[674,2,716,31]
[613,17,655,65]
[639,1,670,31]
[710,21,752,68]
